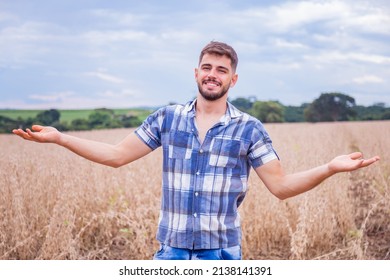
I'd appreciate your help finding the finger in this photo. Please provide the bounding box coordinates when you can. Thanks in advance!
[12,129,22,136]
[349,152,363,160]
[26,128,42,142]
[361,156,380,167]
[13,129,34,141]
[13,128,28,137]
[31,125,44,132]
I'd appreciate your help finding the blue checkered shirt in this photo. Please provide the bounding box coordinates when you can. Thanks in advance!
[135,100,278,249]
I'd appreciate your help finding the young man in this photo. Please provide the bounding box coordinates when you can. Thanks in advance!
[13,41,380,260]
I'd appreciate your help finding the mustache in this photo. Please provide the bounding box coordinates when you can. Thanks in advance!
[203,78,221,86]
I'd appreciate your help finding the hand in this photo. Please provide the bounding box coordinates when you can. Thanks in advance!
[12,125,61,144]
[328,152,380,174]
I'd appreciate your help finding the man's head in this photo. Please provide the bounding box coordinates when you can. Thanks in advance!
[199,41,238,73]
[195,41,239,102]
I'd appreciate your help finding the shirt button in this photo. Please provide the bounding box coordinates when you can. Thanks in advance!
[193,213,197,218]
[196,171,200,175]
[199,149,204,153]
[195,192,199,196]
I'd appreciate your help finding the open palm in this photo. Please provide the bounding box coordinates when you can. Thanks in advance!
[328,152,380,173]
[13,125,61,144]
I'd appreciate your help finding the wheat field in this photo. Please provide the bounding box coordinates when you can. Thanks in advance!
[0,121,389,260]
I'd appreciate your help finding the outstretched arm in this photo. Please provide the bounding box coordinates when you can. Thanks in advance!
[255,152,380,200]
[12,125,152,168]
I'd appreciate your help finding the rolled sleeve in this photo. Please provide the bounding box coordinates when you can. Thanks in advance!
[248,125,279,168]
[135,108,164,150]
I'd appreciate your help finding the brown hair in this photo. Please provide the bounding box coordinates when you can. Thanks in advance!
[199,41,238,72]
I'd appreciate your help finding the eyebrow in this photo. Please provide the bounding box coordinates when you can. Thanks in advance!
[201,63,230,72]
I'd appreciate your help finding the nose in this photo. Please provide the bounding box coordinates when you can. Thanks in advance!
[207,69,217,79]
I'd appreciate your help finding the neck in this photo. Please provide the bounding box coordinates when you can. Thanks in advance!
[195,95,227,116]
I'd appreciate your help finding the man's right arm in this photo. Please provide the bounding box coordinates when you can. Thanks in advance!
[12,125,152,168]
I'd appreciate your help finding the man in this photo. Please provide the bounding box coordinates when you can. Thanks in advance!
[13,41,380,260]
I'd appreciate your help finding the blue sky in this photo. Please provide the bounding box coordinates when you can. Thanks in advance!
[1,0,389,109]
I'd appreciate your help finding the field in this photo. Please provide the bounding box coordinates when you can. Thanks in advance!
[0,121,389,260]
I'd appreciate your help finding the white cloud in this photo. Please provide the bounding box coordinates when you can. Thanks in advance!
[341,4,390,35]
[1,0,389,108]
[83,30,152,44]
[84,71,124,84]
[90,9,143,25]
[236,1,350,34]
[29,91,75,102]
[7,90,144,109]
[348,53,390,64]
[98,89,135,98]
[272,38,309,50]
[0,11,18,22]
[304,51,390,65]
[352,75,384,84]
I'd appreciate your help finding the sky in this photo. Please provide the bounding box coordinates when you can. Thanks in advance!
[1,0,389,109]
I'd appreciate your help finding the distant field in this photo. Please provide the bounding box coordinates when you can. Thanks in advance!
[0,108,153,123]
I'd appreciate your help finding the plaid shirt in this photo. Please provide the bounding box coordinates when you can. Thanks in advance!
[135,100,278,249]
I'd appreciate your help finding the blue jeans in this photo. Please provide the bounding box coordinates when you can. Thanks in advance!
[153,244,242,260]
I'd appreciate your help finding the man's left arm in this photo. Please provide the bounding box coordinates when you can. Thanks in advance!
[255,152,380,200]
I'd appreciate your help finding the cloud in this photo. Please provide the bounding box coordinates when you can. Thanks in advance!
[0,11,18,22]
[341,4,390,35]
[1,0,389,108]
[352,75,384,84]
[83,30,152,44]
[98,89,135,98]
[84,71,124,84]
[29,91,75,102]
[9,90,142,109]
[304,51,390,65]
[89,9,153,27]
[231,1,349,34]
[272,38,309,50]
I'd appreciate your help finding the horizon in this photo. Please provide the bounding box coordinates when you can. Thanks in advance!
[1,93,388,111]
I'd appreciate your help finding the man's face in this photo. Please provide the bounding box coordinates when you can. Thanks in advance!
[195,53,238,101]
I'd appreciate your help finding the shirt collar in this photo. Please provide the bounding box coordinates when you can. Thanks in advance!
[227,101,243,119]
[184,99,197,113]
[185,99,243,119]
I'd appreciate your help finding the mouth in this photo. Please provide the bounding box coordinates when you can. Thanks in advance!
[203,79,221,88]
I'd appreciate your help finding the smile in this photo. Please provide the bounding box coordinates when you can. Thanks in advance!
[203,79,221,87]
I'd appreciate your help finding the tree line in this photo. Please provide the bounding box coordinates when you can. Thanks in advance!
[1,92,389,133]
[0,108,142,133]
[230,92,390,123]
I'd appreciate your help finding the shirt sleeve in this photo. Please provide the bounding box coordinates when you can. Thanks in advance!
[134,107,165,151]
[248,122,279,169]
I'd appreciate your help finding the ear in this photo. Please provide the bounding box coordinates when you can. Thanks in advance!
[230,73,238,88]
[194,68,199,80]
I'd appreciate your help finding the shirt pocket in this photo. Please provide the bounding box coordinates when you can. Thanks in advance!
[209,138,241,168]
[168,130,193,159]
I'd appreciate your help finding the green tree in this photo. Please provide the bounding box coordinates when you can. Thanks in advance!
[355,103,389,120]
[230,96,256,113]
[382,111,390,120]
[36,109,60,125]
[0,116,17,133]
[284,104,309,122]
[304,93,356,122]
[71,119,90,131]
[120,114,142,128]
[88,108,121,129]
[251,101,284,123]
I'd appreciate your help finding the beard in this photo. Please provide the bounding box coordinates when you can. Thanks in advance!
[197,79,230,101]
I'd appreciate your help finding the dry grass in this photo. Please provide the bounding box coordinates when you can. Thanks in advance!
[0,121,389,260]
